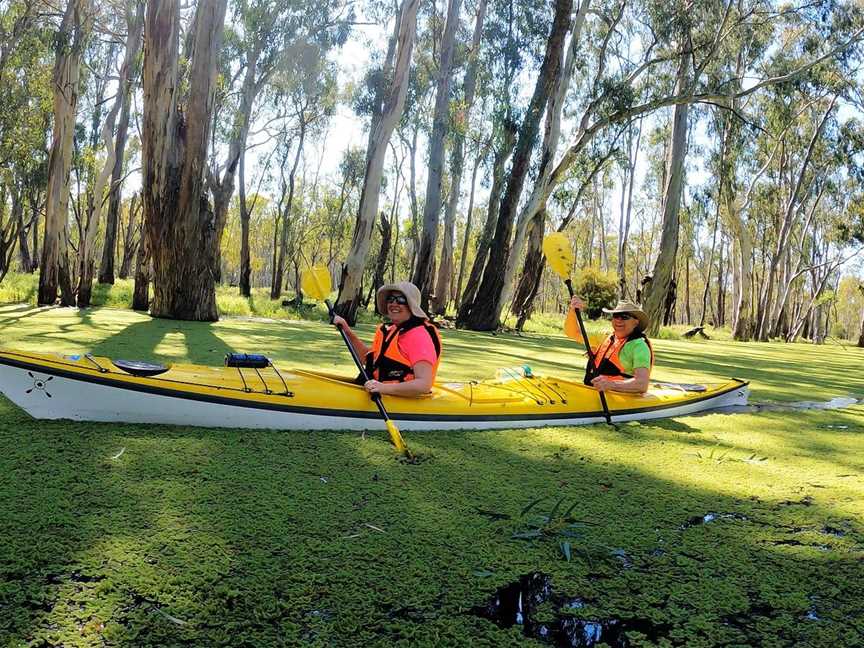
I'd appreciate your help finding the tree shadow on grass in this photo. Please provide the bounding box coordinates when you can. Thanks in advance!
[660,345,864,403]
[89,317,233,366]
[0,305,58,329]
[3,400,861,646]
[2,324,863,647]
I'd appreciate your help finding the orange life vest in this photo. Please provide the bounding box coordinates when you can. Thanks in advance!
[584,331,654,385]
[365,317,442,383]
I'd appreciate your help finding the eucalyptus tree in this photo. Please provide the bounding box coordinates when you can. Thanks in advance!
[142,0,228,320]
[753,95,838,340]
[0,178,22,282]
[496,0,592,315]
[117,192,140,279]
[455,117,516,321]
[639,1,695,334]
[270,72,337,299]
[209,0,348,295]
[453,128,492,309]
[458,0,573,328]
[509,122,622,326]
[77,5,140,306]
[411,0,463,307]
[38,0,95,306]
[393,43,436,275]
[616,117,642,299]
[326,146,364,274]
[495,0,863,333]
[430,0,487,315]
[97,0,143,286]
[858,282,864,347]
[0,0,51,278]
[456,2,564,318]
[335,0,421,324]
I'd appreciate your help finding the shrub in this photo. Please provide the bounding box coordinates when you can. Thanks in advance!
[572,267,618,319]
[0,272,38,304]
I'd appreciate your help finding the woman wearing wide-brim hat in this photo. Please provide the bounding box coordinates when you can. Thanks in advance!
[333,281,442,397]
[564,296,654,394]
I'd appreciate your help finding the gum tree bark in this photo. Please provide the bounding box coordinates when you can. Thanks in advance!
[98,0,144,285]
[642,45,690,335]
[142,0,228,320]
[335,0,421,324]
[38,0,93,306]
[430,0,486,316]
[461,0,574,330]
[411,0,463,308]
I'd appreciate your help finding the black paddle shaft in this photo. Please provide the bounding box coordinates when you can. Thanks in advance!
[325,299,391,421]
[564,280,612,425]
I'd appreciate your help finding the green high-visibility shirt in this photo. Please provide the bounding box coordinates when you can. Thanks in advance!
[616,337,651,374]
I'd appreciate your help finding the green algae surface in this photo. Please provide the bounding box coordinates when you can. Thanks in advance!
[1,304,863,647]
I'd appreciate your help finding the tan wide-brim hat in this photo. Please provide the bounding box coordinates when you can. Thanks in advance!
[376,281,427,319]
[602,300,650,331]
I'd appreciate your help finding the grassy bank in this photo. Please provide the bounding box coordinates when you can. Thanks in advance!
[1,304,862,647]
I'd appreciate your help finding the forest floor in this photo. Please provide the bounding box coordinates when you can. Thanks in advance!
[1,302,863,647]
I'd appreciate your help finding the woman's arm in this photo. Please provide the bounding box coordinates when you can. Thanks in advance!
[364,361,434,397]
[331,315,370,359]
[590,367,650,394]
[564,295,586,343]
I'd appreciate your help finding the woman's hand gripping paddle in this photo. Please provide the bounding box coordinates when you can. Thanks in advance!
[301,266,414,460]
[542,233,613,425]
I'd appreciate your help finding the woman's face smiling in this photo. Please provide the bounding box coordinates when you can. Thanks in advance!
[611,312,639,338]
[385,291,411,324]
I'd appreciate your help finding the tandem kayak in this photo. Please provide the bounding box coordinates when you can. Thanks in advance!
[0,349,749,431]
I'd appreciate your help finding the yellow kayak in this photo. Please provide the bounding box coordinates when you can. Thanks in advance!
[0,349,749,431]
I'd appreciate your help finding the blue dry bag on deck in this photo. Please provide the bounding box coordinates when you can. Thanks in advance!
[224,353,270,369]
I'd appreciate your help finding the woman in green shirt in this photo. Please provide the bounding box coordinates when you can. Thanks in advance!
[565,298,654,394]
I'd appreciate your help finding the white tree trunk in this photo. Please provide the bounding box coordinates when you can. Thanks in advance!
[642,47,690,335]
[336,0,421,323]
[413,0,463,306]
[431,0,486,315]
[38,0,94,306]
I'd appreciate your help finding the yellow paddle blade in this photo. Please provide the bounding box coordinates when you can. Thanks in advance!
[386,419,413,460]
[542,232,574,279]
[301,265,331,301]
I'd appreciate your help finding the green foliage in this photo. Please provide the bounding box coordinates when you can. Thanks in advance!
[511,497,588,562]
[572,267,618,319]
[0,306,863,646]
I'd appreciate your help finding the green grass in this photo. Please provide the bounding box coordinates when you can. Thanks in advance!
[1,304,863,647]
[0,273,338,324]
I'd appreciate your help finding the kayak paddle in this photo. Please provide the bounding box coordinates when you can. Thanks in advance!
[542,232,613,425]
[300,266,415,460]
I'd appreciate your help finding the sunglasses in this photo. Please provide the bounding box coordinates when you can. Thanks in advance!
[611,313,634,321]
[385,294,408,305]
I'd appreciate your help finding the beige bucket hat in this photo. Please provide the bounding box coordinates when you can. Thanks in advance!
[376,281,428,319]
[602,300,650,331]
